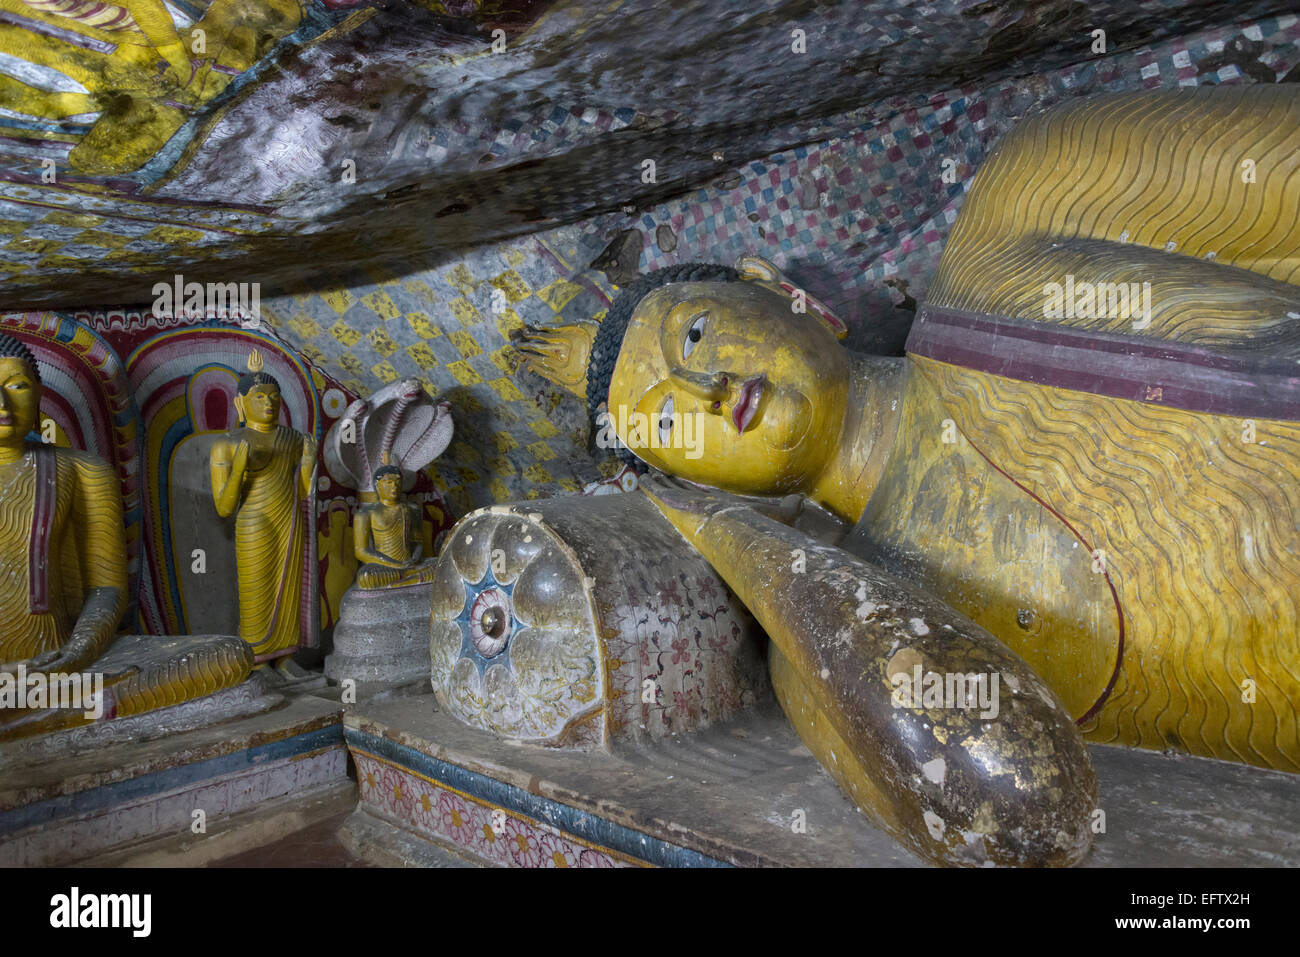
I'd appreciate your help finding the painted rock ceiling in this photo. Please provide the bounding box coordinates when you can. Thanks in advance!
[1,0,1298,513]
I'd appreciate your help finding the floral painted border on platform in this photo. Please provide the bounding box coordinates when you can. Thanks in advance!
[352,750,638,868]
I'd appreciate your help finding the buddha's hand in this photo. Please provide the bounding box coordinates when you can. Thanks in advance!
[639,473,804,525]
[13,635,93,677]
[511,321,598,397]
[232,438,251,474]
[298,436,318,498]
[0,650,60,674]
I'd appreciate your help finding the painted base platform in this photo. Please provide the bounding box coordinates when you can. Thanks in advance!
[345,695,1300,868]
[0,693,348,866]
[326,582,434,686]
[0,673,281,768]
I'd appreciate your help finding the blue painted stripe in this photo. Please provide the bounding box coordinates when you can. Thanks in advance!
[0,119,93,135]
[0,722,344,834]
[166,0,207,22]
[345,728,731,869]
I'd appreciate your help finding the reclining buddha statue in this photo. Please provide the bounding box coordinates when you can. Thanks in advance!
[513,85,1300,865]
[0,333,253,741]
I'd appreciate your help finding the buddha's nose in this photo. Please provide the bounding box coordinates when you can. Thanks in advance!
[669,366,731,401]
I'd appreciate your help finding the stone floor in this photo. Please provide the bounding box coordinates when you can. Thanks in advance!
[213,812,371,868]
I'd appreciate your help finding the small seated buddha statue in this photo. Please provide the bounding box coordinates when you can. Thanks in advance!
[320,383,451,686]
[352,463,437,589]
[0,333,251,741]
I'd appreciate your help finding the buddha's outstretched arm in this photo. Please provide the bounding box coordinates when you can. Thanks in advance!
[209,438,248,518]
[640,476,1097,867]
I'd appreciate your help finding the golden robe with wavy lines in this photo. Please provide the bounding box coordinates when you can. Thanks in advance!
[231,425,309,655]
[0,446,126,661]
[886,85,1300,771]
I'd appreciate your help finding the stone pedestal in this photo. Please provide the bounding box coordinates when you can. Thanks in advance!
[343,697,1300,869]
[326,582,433,686]
[0,694,347,866]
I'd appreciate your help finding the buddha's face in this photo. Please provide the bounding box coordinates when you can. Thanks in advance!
[607,281,850,494]
[0,357,40,447]
[376,473,401,506]
[240,384,282,427]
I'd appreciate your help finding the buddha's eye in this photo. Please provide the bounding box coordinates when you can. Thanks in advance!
[683,314,706,360]
[658,394,675,445]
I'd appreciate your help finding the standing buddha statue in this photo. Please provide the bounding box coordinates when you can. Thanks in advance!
[209,350,318,664]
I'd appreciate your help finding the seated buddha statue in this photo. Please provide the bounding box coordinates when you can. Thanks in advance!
[0,334,126,674]
[0,333,252,741]
[209,350,317,666]
[514,86,1300,864]
[352,464,437,589]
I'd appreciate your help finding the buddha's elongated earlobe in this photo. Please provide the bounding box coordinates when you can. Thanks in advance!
[233,394,246,426]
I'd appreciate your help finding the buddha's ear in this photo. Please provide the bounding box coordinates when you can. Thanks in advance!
[735,255,849,340]
[233,394,246,425]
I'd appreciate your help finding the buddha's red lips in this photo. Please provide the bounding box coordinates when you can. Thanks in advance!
[731,376,765,434]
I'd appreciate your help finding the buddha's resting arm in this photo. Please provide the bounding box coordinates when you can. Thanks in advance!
[66,456,127,668]
[209,438,248,518]
[928,235,1300,350]
[28,454,127,675]
[407,503,425,563]
[641,476,1097,867]
[351,510,407,569]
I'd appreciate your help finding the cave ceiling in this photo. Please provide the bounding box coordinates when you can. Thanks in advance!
[0,0,1293,311]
